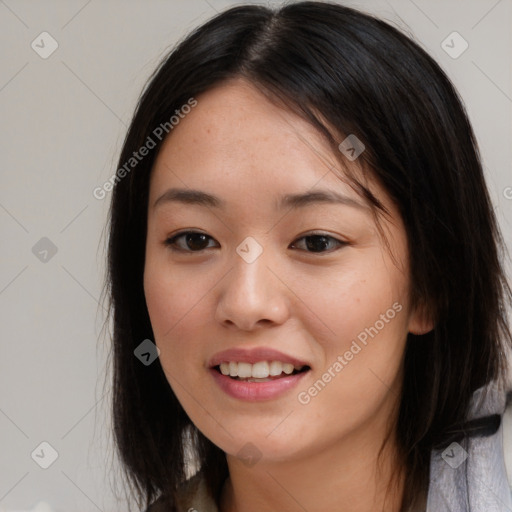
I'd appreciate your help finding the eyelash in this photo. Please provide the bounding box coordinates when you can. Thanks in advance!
[163,230,348,254]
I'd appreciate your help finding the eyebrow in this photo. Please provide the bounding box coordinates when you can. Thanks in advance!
[152,187,367,211]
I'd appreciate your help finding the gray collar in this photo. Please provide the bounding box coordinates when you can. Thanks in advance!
[427,383,512,511]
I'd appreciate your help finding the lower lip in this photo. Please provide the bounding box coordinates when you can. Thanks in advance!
[209,368,309,401]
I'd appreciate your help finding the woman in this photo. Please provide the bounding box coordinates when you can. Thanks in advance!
[104,2,512,511]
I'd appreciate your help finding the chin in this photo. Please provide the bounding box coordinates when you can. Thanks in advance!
[207,423,313,464]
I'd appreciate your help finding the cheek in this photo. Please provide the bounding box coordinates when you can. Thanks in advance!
[144,262,216,424]
[295,253,409,413]
[143,256,211,369]
[299,252,408,352]
[143,241,219,332]
[292,293,407,455]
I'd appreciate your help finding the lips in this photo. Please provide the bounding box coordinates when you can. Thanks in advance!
[208,347,311,401]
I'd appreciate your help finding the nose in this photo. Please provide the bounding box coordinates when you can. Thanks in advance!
[214,245,290,331]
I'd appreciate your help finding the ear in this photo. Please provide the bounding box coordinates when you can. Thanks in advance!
[408,300,435,335]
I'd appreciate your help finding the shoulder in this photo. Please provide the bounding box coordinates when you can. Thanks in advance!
[145,471,219,512]
[427,384,512,511]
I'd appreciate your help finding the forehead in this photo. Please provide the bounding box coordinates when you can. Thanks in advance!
[174,78,315,149]
[148,78,387,217]
[151,79,334,184]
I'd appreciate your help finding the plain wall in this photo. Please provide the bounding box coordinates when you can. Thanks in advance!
[1,1,511,511]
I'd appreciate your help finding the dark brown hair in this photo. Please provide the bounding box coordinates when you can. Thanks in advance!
[103,2,512,511]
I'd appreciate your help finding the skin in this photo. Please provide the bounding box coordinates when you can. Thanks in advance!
[143,77,433,512]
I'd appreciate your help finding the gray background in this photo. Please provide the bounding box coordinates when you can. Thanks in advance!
[1,0,511,511]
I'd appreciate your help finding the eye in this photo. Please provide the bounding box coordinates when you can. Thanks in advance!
[289,233,348,254]
[164,231,218,252]
[164,231,348,254]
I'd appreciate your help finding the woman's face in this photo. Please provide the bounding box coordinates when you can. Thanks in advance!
[144,78,430,464]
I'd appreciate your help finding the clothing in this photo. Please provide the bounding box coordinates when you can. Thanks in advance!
[426,384,512,511]
[145,471,216,512]
[146,384,512,512]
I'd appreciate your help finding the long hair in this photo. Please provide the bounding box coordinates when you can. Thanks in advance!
[103,2,512,510]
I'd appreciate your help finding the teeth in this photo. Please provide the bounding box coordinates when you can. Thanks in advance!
[237,362,252,378]
[269,361,283,376]
[282,363,294,375]
[252,361,269,378]
[218,360,306,379]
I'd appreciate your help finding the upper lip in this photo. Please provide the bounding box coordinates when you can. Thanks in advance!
[208,347,311,368]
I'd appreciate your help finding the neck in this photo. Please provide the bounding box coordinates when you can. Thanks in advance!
[219,425,405,512]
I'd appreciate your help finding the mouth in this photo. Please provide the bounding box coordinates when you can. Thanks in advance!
[209,360,311,401]
[208,347,312,400]
[213,361,311,382]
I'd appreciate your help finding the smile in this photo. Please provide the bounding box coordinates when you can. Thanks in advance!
[216,360,308,381]
[208,347,312,400]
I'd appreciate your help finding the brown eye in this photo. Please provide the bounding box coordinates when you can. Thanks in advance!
[164,231,218,252]
[290,234,347,253]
